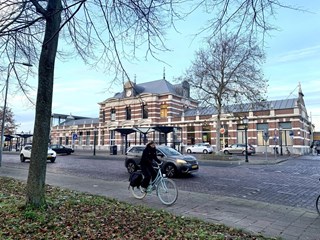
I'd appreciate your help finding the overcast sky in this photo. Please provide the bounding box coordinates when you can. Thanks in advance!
[6,0,320,133]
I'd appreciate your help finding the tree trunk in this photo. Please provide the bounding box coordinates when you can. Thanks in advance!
[215,114,221,153]
[25,0,62,207]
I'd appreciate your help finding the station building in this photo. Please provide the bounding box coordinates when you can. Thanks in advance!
[50,78,313,155]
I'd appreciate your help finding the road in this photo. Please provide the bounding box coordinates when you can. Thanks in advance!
[2,151,320,211]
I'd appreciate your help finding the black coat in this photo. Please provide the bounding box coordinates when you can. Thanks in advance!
[140,145,161,166]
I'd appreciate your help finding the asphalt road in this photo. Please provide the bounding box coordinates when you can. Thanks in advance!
[2,151,320,211]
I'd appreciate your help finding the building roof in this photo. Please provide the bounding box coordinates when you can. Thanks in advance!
[111,79,181,99]
[56,118,99,127]
[184,98,297,117]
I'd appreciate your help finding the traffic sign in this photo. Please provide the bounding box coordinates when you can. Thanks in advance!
[72,133,78,140]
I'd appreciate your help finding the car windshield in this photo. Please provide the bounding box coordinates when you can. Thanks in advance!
[159,147,182,156]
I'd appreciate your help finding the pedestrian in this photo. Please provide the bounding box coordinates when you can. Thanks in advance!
[316,144,320,156]
[140,141,162,192]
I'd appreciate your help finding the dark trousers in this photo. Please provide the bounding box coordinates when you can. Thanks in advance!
[140,164,157,188]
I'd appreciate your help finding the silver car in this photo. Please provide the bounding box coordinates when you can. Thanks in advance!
[222,144,256,155]
[125,145,199,178]
[186,143,213,154]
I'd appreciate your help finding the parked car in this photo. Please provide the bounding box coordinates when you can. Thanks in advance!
[222,144,256,155]
[125,145,199,178]
[186,143,213,154]
[50,144,74,155]
[20,145,57,163]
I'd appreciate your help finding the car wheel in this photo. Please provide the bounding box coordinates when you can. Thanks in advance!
[20,154,26,162]
[164,163,176,178]
[223,150,230,155]
[186,149,192,154]
[67,152,71,155]
[50,157,56,163]
[203,149,208,154]
[127,161,137,174]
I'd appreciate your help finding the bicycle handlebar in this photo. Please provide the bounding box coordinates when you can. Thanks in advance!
[153,161,162,169]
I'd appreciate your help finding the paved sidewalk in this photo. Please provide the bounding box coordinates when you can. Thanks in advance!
[0,164,319,240]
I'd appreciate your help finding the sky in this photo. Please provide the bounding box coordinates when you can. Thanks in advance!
[5,0,320,133]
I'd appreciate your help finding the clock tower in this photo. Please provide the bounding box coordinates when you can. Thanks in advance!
[124,80,135,98]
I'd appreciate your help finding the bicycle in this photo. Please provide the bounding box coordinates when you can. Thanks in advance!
[130,163,178,206]
[316,178,320,214]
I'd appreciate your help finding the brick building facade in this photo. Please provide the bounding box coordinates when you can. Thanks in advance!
[50,79,312,155]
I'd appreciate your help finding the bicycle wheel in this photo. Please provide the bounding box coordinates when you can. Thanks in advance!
[156,178,178,206]
[130,186,147,200]
[316,195,320,215]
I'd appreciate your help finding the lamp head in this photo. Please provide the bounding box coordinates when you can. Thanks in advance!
[243,116,249,125]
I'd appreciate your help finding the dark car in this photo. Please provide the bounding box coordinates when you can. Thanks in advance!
[50,144,74,155]
[124,145,199,178]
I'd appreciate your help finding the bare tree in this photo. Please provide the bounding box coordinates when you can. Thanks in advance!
[191,0,301,44]
[0,0,182,207]
[0,107,18,135]
[0,0,294,207]
[184,32,267,152]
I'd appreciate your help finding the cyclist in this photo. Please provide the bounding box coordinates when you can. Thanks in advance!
[140,141,162,192]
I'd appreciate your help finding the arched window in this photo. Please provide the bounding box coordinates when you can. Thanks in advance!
[111,108,116,121]
[142,104,148,119]
[126,106,131,120]
[160,104,168,118]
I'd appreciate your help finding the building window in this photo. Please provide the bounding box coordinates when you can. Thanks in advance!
[101,130,105,146]
[102,110,105,122]
[257,123,268,146]
[142,104,148,119]
[111,108,116,121]
[279,122,293,146]
[237,125,246,144]
[187,126,195,145]
[79,132,83,145]
[159,132,166,145]
[110,130,115,145]
[202,125,211,144]
[86,131,90,145]
[160,104,168,118]
[126,106,131,120]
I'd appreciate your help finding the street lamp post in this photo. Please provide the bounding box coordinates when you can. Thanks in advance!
[243,116,249,162]
[279,127,283,156]
[20,131,24,149]
[93,127,98,156]
[0,62,32,167]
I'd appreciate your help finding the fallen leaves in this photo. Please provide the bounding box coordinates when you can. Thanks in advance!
[0,177,277,240]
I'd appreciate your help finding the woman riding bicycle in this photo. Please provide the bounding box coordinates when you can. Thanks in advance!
[140,141,162,192]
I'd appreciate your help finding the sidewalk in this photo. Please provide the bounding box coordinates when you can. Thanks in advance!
[0,163,319,240]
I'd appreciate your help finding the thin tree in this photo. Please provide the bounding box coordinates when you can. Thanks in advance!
[0,0,294,207]
[0,0,182,207]
[184,33,267,152]
[0,107,18,135]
